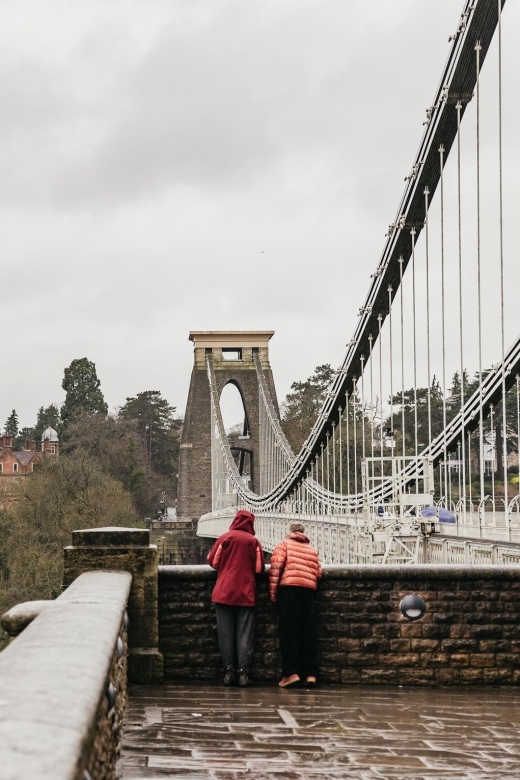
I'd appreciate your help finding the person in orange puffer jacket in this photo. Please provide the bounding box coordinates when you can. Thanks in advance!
[269,522,322,688]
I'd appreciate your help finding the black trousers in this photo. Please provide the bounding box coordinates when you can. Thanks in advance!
[277,586,318,678]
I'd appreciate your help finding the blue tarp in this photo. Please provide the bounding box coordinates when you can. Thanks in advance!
[421,505,456,523]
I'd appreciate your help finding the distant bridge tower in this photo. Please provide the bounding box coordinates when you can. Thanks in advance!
[177,331,278,519]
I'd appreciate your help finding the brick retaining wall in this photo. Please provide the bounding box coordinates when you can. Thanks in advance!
[159,564,520,685]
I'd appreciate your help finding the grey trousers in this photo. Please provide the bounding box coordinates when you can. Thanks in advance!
[214,603,255,671]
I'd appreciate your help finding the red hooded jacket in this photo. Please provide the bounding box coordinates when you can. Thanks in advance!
[207,510,265,607]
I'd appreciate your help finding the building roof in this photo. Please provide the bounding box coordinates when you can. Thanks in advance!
[41,427,59,442]
[14,452,37,466]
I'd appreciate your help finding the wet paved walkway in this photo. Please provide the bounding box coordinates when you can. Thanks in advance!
[117,683,520,779]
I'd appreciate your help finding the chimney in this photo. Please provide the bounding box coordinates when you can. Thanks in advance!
[43,440,59,457]
[25,440,36,452]
[3,436,13,448]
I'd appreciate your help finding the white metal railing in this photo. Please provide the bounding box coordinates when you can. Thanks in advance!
[426,535,520,565]
[198,511,520,566]
[198,510,369,564]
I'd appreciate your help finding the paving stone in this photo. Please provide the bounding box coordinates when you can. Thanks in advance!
[117,683,520,779]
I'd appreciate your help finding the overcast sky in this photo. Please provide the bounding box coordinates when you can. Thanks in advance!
[2,0,518,432]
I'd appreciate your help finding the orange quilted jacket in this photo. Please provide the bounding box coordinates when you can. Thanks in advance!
[269,532,322,602]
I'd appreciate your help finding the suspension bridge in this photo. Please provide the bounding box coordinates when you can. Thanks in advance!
[176,0,520,566]
[5,3,520,778]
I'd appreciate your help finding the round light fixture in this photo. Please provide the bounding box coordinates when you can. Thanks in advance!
[400,594,426,621]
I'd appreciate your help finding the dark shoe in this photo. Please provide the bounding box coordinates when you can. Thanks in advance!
[223,667,236,686]
[237,668,251,687]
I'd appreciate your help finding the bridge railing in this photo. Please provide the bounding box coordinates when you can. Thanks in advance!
[427,536,520,566]
[0,570,131,780]
[198,511,520,566]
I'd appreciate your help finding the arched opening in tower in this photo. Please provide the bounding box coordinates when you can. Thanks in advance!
[219,382,253,488]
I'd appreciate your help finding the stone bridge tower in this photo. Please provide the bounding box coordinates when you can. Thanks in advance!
[177,331,278,520]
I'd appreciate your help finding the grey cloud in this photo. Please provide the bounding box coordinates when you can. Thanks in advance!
[10,1,463,210]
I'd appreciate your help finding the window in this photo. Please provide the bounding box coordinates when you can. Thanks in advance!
[221,348,242,361]
[13,463,18,473]
[48,446,56,455]
[0,463,3,473]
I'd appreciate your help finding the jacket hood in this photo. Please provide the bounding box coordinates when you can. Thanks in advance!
[288,531,310,543]
[230,509,256,535]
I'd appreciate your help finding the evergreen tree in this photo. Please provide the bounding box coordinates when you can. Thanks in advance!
[388,377,445,454]
[34,404,62,441]
[281,364,335,452]
[3,410,18,438]
[61,358,108,425]
[14,426,35,449]
[119,391,181,477]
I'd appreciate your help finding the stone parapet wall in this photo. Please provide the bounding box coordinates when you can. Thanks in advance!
[150,520,213,565]
[64,527,163,683]
[159,564,520,685]
[0,570,130,780]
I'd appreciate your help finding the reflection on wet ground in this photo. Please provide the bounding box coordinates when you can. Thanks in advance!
[117,683,520,779]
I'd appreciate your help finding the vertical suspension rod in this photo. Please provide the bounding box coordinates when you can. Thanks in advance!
[456,99,467,519]
[440,144,448,503]
[476,40,485,507]
[497,0,509,533]
[424,186,432,450]
[399,257,406,458]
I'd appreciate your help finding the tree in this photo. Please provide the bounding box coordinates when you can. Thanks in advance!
[0,452,140,647]
[387,377,445,454]
[3,410,18,438]
[61,358,108,425]
[281,364,335,453]
[34,404,62,441]
[14,427,35,448]
[13,405,62,449]
[63,411,151,514]
[119,391,181,479]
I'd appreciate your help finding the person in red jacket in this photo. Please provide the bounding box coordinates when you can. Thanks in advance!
[269,522,321,688]
[207,509,265,687]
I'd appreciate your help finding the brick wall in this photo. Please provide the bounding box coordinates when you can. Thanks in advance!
[159,564,520,685]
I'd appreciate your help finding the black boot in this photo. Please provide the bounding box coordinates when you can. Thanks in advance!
[223,667,236,686]
[238,668,251,687]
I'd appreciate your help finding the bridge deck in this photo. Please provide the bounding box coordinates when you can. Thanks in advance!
[117,683,520,779]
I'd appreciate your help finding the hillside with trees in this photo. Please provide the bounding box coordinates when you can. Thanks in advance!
[0,357,182,647]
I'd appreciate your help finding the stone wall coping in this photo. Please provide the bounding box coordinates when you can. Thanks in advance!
[0,570,131,780]
[1,600,55,637]
[71,527,149,547]
[159,563,520,581]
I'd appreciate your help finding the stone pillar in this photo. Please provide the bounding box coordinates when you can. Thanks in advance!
[63,526,163,684]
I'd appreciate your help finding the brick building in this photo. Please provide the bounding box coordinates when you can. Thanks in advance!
[0,426,60,479]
